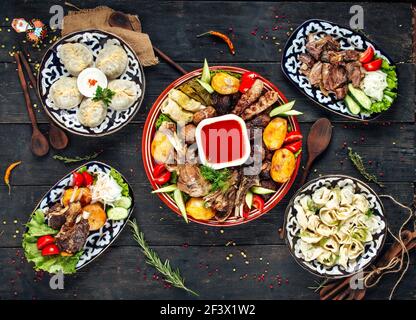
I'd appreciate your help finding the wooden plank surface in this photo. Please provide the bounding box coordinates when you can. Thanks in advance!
[0,1,414,300]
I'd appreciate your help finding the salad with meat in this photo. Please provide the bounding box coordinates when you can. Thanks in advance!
[23,166,132,274]
[299,34,398,115]
[149,60,303,224]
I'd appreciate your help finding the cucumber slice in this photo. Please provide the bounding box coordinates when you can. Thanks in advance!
[197,79,214,94]
[344,95,361,115]
[201,59,211,83]
[151,184,177,193]
[107,207,129,220]
[113,196,132,209]
[173,189,188,223]
[251,186,276,195]
[269,100,296,117]
[347,84,372,110]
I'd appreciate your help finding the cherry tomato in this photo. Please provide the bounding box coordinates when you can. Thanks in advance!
[242,204,250,219]
[284,140,302,153]
[72,172,84,187]
[82,171,94,186]
[359,46,374,64]
[363,58,382,72]
[41,244,60,256]
[239,71,259,93]
[252,195,265,212]
[153,164,171,185]
[36,235,55,250]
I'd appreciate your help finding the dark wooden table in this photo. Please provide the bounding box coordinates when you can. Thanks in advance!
[0,1,415,300]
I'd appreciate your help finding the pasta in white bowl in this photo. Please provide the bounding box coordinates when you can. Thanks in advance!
[285,175,387,278]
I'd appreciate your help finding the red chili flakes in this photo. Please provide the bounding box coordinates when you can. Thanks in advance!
[88,79,97,87]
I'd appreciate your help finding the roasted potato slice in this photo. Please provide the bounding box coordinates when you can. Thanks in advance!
[263,117,287,150]
[62,187,92,207]
[211,72,240,95]
[270,148,296,183]
[151,130,174,164]
[185,197,216,221]
[83,203,107,231]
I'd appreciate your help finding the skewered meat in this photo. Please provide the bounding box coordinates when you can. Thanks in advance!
[204,170,240,221]
[47,203,68,230]
[193,106,217,125]
[241,91,280,120]
[259,161,272,180]
[177,164,211,197]
[250,113,271,127]
[55,218,90,254]
[232,79,264,115]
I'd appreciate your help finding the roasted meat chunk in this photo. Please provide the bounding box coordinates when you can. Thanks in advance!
[55,218,90,254]
[177,164,211,197]
[47,203,68,230]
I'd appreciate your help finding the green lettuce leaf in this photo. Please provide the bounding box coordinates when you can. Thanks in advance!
[110,168,129,197]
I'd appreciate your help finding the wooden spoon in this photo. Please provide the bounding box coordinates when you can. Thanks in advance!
[14,53,49,156]
[108,11,187,75]
[18,51,68,150]
[299,118,332,186]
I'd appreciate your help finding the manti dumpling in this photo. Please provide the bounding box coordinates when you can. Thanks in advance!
[107,79,139,111]
[161,98,193,124]
[96,41,128,79]
[168,89,205,112]
[77,98,107,127]
[50,77,82,109]
[58,43,93,76]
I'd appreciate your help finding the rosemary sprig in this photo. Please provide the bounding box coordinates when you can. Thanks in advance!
[308,278,329,292]
[348,147,384,187]
[128,219,198,296]
[53,150,102,164]
[93,86,115,106]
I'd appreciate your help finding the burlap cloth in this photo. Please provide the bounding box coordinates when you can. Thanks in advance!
[62,6,158,66]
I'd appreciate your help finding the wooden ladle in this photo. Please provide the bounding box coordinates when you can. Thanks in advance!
[108,11,187,75]
[299,118,333,185]
[14,53,49,157]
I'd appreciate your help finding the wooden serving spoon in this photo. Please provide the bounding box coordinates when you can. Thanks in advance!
[299,118,332,186]
[18,51,69,150]
[108,11,187,75]
[14,53,49,157]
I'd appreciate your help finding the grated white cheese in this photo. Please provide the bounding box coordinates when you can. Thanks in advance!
[91,172,122,205]
[360,70,387,101]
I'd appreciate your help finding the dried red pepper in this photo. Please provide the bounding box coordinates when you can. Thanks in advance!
[197,30,235,55]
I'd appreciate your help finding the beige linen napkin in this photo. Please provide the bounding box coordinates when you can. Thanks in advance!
[62,6,158,66]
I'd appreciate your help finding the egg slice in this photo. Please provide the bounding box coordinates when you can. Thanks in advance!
[77,67,108,98]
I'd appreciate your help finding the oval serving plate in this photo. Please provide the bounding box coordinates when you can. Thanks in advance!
[37,29,145,137]
[25,161,135,271]
[281,19,395,121]
[142,66,302,227]
[284,175,387,278]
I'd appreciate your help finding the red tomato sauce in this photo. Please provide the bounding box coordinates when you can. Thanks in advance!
[200,119,245,164]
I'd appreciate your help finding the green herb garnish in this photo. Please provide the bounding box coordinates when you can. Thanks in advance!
[93,86,115,106]
[200,165,231,192]
[155,114,173,130]
[53,151,102,164]
[109,168,129,197]
[348,147,384,187]
[128,219,198,296]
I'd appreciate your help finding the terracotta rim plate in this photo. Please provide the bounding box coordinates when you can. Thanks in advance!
[284,174,387,278]
[37,29,145,137]
[281,19,396,121]
[142,66,302,226]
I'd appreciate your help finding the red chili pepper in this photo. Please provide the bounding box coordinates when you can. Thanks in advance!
[359,46,374,64]
[82,171,94,186]
[252,195,265,212]
[72,172,84,187]
[363,58,382,72]
[37,235,55,250]
[153,163,171,185]
[284,131,303,145]
[41,244,60,256]
[239,71,259,93]
[284,140,302,153]
[197,30,235,55]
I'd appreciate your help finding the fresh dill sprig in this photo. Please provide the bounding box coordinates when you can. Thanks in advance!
[128,219,198,296]
[53,150,102,164]
[348,147,384,187]
[93,86,115,106]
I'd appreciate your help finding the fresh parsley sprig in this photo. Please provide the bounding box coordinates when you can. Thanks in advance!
[93,86,115,106]
[348,147,384,187]
[200,165,231,192]
[128,219,198,296]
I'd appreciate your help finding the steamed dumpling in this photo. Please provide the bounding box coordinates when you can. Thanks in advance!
[96,41,128,79]
[50,77,82,109]
[107,79,138,111]
[58,43,93,76]
[77,98,107,127]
